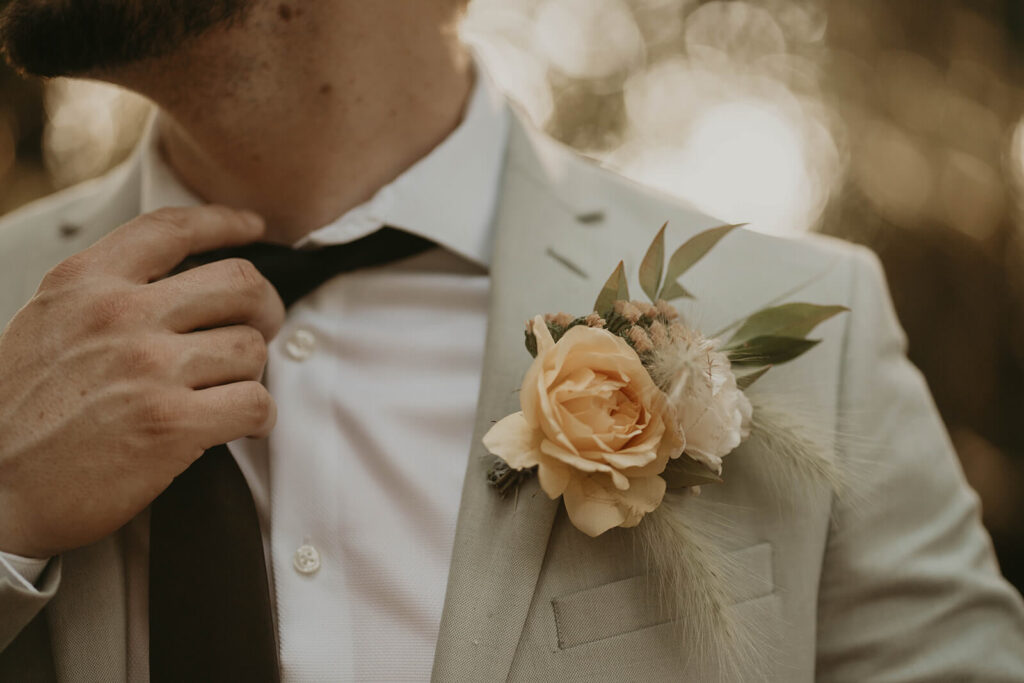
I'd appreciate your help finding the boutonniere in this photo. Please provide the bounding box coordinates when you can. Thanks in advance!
[483,223,847,670]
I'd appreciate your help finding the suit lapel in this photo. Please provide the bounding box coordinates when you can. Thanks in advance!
[432,114,735,680]
[433,113,616,681]
[430,115,693,680]
[431,118,566,682]
[47,537,128,681]
[46,168,141,680]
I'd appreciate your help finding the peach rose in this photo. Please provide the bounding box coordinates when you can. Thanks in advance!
[483,316,682,537]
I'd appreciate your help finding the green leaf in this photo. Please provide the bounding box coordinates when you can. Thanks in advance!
[616,268,630,301]
[726,335,819,367]
[657,223,742,300]
[659,279,693,301]
[525,329,538,358]
[639,222,667,303]
[735,365,771,390]
[594,261,629,316]
[727,303,848,347]
[663,456,723,489]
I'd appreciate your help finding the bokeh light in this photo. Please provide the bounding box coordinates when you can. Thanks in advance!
[613,98,827,235]
[534,0,644,80]
[42,78,150,189]
[466,0,842,235]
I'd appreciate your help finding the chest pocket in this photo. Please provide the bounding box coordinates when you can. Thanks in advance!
[551,542,774,650]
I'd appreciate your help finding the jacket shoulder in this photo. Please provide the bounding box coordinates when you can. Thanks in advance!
[0,156,137,243]
[0,157,140,322]
[506,111,865,278]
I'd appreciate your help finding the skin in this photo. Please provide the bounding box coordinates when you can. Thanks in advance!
[0,0,472,558]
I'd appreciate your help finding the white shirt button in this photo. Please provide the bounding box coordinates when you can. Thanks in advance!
[285,329,317,361]
[293,544,321,575]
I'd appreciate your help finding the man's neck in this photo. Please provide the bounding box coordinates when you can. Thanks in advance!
[109,3,472,244]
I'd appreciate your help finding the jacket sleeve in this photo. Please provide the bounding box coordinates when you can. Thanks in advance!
[815,247,1024,681]
[0,555,60,651]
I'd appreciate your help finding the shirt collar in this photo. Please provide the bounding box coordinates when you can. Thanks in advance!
[139,66,509,268]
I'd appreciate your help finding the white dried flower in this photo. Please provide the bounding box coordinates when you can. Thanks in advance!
[649,327,752,474]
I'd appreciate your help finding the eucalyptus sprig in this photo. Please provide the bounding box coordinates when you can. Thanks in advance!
[594,223,848,388]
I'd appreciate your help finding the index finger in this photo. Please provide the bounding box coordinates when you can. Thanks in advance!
[90,205,266,283]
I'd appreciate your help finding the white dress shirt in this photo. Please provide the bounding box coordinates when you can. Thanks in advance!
[1,69,509,682]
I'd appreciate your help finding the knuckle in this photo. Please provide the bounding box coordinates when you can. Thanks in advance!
[245,384,273,423]
[85,291,137,331]
[42,254,90,288]
[143,208,192,247]
[145,206,189,227]
[120,340,162,376]
[236,327,268,365]
[136,395,183,437]
[27,286,62,312]
[225,258,264,295]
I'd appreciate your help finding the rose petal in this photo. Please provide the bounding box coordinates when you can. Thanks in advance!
[552,366,600,396]
[537,459,571,498]
[550,400,605,450]
[540,439,613,475]
[600,448,660,472]
[618,475,667,527]
[607,468,630,491]
[540,441,633,491]
[519,347,549,428]
[504,323,678,536]
[619,458,669,479]
[532,314,555,354]
[537,391,580,455]
[562,476,626,537]
[482,412,542,470]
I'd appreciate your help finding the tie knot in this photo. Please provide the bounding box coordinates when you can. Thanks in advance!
[179,227,434,308]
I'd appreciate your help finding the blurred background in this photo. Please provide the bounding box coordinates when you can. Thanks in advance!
[1,0,1022,589]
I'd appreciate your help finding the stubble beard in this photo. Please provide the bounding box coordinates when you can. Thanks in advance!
[0,0,252,78]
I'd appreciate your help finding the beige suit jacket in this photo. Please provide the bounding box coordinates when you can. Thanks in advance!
[1,112,1023,681]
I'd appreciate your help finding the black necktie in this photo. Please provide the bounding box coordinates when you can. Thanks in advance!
[148,227,434,682]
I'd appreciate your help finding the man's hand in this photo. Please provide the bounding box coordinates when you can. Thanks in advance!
[0,206,285,560]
